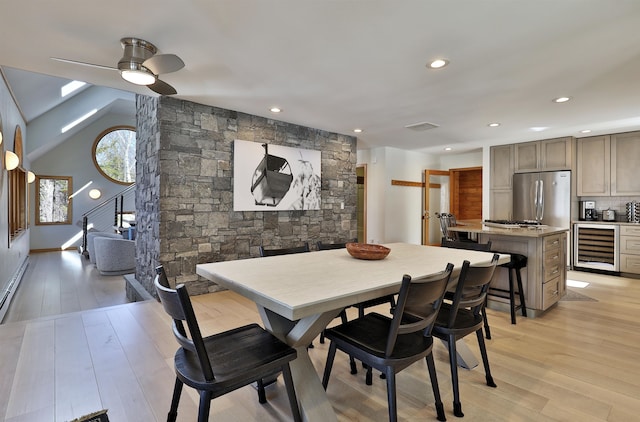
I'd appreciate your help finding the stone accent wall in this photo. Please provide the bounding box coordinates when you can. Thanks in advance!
[135,95,357,296]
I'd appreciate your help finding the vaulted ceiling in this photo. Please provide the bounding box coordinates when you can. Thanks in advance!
[2,1,640,157]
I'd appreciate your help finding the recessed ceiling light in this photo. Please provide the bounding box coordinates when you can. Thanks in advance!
[270,107,281,113]
[488,123,500,127]
[353,128,363,133]
[428,59,449,69]
[580,129,592,133]
[444,147,452,151]
[530,127,548,132]
[553,96,571,103]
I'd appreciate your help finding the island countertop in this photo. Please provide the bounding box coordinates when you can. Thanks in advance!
[449,219,568,238]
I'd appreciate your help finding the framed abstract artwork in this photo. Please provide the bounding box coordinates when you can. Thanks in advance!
[233,139,321,211]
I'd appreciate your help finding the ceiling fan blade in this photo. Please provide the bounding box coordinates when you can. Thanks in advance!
[143,54,184,75]
[50,57,117,71]
[148,79,177,95]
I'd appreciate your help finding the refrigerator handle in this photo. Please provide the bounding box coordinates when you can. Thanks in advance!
[538,179,544,221]
[533,180,539,220]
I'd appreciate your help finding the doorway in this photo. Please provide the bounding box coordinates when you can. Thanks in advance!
[422,169,450,245]
[422,166,483,246]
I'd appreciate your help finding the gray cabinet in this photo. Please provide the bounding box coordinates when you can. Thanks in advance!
[479,231,567,315]
[577,131,640,196]
[576,135,610,196]
[490,144,513,219]
[620,225,640,274]
[611,131,640,196]
[515,137,572,172]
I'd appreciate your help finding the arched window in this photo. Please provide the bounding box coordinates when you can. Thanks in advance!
[92,126,136,185]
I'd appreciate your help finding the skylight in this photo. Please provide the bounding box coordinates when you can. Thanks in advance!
[61,80,86,97]
[61,109,97,133]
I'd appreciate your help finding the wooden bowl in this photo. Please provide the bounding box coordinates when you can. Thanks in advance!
[345,243,390,260]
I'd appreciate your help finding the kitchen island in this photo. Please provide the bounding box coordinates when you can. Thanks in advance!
[449,220,569,317]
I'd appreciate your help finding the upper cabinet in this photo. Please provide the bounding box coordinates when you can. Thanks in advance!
[514,137,573,172]
[576,131,640,196]
[576,135,610,196]
[490,144,514,190]
[489,144,514,219]
[611,131,640,196]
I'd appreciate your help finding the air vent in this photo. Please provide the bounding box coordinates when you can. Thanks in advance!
[404,121,439,131]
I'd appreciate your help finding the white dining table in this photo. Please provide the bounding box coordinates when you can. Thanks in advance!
[196,242,508,422]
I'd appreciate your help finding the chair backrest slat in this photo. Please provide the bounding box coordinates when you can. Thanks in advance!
[441,239,492,251]
[384,263,454,357]
[155,275,216,381]
[259,242,310,257]
[446,254,499,328]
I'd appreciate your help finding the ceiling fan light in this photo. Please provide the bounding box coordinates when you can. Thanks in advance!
[121,68,156,85]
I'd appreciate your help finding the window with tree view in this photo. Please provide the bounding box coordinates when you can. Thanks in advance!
[36,176,72,225]
[93,126,136,184]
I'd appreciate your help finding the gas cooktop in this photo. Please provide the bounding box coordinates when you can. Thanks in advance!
[483,219,542,228]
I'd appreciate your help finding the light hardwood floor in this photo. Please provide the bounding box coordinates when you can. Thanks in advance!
[1,251,640,421]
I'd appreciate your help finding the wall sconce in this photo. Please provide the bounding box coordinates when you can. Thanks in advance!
[27,171,36,183]
[0,130,3,145]
[89,188,102,199]
[5,150,19,171]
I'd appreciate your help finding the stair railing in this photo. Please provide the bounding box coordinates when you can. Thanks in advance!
[81,183,136,255]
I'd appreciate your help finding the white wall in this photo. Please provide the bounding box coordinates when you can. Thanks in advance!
[30,113,135,250]
[358,147,485,245]
[0,75,30,305]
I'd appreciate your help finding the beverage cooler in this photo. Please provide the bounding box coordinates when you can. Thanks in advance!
[574,223,619,272]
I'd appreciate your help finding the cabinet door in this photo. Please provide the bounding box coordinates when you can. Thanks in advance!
[576,135,610,196]
[540,137,572,170]
[490,144,514,189]
[514,141,539,172]
[489,189,512,220]
[611,131,640,195]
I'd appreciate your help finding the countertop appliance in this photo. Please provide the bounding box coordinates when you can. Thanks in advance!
[602,209,616,221]
[627,201,639,223]
[579,200,598,221]
[513,170,571,229]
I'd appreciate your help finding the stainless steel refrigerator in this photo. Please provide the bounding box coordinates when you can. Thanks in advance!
[513,170,571,228]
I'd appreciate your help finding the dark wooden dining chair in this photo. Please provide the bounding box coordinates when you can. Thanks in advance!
[432,255,499,418]
[259,242,310,257]
[440,239,494,338]
[322,263,454,422]
[155,265,172,288]
[316,239,397,379]
[154,275,302,422]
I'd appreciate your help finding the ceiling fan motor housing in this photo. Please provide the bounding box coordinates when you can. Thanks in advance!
[117,37,157,72]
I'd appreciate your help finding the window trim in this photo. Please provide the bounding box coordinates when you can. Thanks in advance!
[91,125,136,186]
[35,175,73,226]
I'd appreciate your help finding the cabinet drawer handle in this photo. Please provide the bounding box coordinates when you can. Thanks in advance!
[552,290,559,296]
[552,269,559,274]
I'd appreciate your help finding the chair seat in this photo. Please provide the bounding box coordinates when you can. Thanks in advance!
[324,313,433,364]
[174,323,297,394]
[499,252,527,269]
[434,305,484,337]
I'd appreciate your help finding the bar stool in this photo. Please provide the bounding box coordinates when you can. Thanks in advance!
[488,253,527,328]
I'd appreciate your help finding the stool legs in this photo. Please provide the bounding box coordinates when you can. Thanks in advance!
[507,266,527,324]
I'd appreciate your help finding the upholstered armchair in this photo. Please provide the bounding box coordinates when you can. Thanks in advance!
[86,231,124,264]
[93,237,136,276]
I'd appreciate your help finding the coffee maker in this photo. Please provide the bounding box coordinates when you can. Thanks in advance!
[580,200,598,221]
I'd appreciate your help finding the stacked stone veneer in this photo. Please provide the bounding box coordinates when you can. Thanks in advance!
[135,95,357,297]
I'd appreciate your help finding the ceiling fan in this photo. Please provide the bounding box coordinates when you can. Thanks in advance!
[51,37,185,95]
